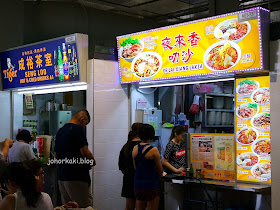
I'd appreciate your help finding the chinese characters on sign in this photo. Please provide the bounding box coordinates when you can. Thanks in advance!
[161,32,200,64]
[0,36,80,89]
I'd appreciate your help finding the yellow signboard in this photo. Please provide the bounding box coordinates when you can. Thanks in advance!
[236,76,270,183]
[117,7,269,84]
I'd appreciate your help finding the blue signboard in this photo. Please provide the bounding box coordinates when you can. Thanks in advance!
[0,35,80,89]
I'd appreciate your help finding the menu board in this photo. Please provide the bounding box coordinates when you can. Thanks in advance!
[236,76,271,183]
[190,134,235,181]
[117,7,269,84]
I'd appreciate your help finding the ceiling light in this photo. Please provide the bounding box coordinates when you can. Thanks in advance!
[139,78,235,88]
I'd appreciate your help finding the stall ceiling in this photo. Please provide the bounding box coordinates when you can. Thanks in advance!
[25,0,279,25]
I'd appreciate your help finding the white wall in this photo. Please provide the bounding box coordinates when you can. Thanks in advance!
[0,91,11,140]
[270,40,280,210]
[131,85,154,123]
[87,59,129,210]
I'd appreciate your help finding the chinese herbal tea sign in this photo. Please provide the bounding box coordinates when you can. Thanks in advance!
[117,7,269,84]
[236,76,270,183]
[1,34,80,89]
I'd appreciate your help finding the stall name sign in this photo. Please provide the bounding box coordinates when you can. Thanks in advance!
[117,7,269,84]
[235,76,270,183]
[0,34,80,89]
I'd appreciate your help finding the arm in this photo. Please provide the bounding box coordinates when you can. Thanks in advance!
[162,157,184,173]
[80,145,96,166]
[153,148,163,176]
[118,146,126,174]
[1,138,14,162]
[132,145,137,170]
[0,194,15,210]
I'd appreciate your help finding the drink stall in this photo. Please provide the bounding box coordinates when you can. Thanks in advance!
[0,33,88,206]
[117,7,271,209]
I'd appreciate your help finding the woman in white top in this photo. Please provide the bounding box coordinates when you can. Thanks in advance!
[8,130,35,163]
[0,162,53,210]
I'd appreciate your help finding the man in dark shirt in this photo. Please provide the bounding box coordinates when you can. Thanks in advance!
[54,109,96,208]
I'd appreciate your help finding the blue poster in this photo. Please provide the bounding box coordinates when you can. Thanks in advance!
[0,35,80,89]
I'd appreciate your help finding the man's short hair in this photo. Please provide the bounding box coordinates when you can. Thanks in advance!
[73,109,90,123]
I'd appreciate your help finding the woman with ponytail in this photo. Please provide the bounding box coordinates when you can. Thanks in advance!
[0,162,53,210]
[119,123,142,210]
[162,125,187,174]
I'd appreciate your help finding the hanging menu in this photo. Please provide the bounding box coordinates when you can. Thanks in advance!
[236,76,271,183]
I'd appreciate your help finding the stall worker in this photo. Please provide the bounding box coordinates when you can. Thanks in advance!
[162,125,187,174]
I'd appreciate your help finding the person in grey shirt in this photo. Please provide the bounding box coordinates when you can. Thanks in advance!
[8,130,35,163]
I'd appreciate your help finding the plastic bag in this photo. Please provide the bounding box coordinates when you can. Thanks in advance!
[189,95,200,115]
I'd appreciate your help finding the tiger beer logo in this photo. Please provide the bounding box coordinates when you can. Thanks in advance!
[175,149,185,157]
[3,68,17,82]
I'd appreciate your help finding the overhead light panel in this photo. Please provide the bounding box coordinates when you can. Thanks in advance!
[139,78,235,88]
[16,82,87,95]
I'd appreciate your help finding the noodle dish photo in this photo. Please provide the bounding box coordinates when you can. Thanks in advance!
[203,41,241,71]
[119,37,144,62]
[214,18,251,43]
[131,51,162,79]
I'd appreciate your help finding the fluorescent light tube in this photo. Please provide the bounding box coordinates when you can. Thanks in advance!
[17,84,87,95]
[139,78,235,89]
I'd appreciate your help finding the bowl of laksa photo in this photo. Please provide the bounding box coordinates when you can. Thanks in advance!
[203,41,241,71]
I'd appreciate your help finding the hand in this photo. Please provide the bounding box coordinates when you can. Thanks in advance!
[176,168,185,173]
[63,201,79,208]
[4,138,14,148]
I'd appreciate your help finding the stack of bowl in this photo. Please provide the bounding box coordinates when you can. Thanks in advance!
[215,111,222,125]
[207,111,216,125]
[213,97,224,109]
[221,112,227,125]
[224,97,233,109]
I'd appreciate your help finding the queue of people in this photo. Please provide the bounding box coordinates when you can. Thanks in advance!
[119,124,187,210]
[0,111,187,210]
[0,109,96,210]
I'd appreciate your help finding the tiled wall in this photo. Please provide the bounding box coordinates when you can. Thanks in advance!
[0,91,11,140]
[87,59,129,210]
[271,40,280,210]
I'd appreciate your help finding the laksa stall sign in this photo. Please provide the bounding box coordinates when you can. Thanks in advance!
[0,34,80,89]
[117,7,269,84]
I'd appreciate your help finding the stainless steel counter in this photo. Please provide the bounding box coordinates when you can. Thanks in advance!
[161,175,271,210]
[161,175,271,193]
